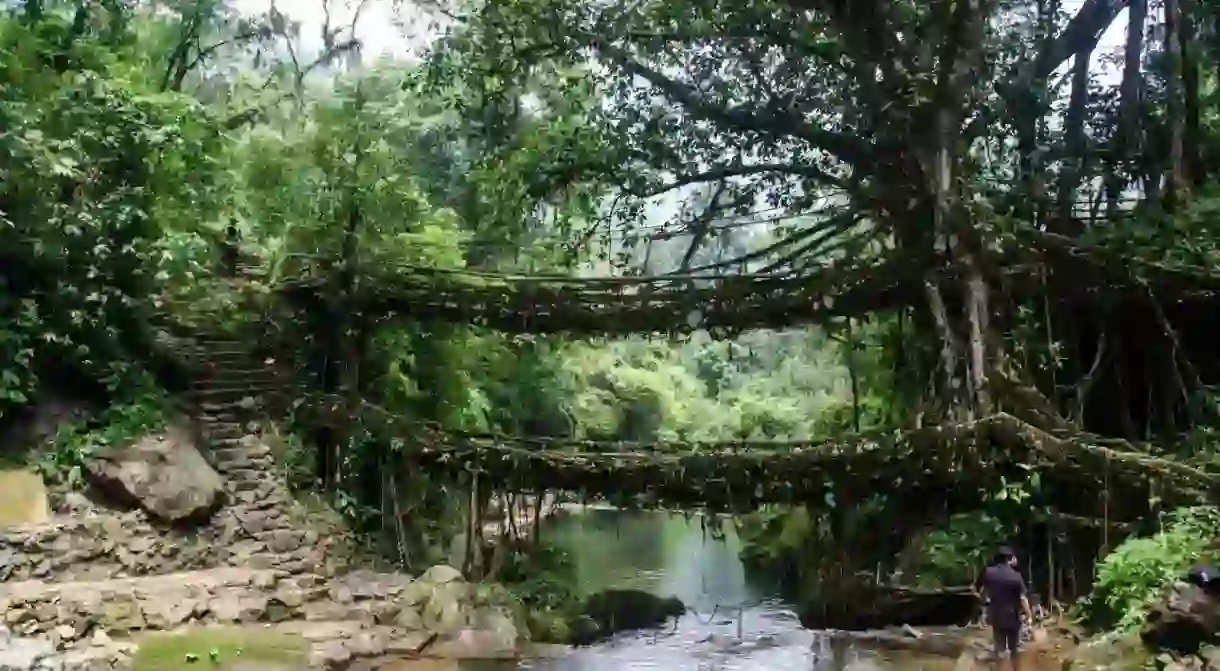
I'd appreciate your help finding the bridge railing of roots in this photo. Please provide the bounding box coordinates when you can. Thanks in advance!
[258,222,1220,542]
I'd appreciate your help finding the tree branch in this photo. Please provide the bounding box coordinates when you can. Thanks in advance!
[777,0,903,79]
[183,27,271,80]
[1029,0,1128,81]
[222,37,361,129]
[679,182,728,271]
[636,163,850,197]
[586,37,874,167]
[756,213,866,274]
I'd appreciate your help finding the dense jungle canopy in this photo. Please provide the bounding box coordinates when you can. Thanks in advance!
[4,0,1220,623]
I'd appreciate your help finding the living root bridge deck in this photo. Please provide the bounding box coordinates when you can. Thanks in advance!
[272,231,1220,336]
[276,256,918,334]
[306,396,1217,515]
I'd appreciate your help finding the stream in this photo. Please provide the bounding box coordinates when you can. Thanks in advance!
[513,508,972,670]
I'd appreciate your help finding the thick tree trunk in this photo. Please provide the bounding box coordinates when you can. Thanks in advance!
[1179,0,1203,186]
[1164,0,1185,211]
[1058,39,1101,223]
[963,259,990,414]
[317,187,363,490]
[1106,0,1146,215]
[924,277,962,414]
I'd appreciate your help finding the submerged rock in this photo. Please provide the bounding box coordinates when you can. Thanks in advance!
[572,589,686,645]
[85,423,223,523]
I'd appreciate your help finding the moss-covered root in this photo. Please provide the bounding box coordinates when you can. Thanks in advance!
[131,626,308,671]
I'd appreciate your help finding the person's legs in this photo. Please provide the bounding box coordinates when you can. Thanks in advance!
[991,626,1010,671]
[990,626,1019,671]
[1005,626,1022,671]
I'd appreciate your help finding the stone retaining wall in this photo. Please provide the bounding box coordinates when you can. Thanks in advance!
[0,565,522,670]
[0,494,337,584]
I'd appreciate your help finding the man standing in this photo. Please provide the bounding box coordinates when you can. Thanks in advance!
[978,546,1033,670]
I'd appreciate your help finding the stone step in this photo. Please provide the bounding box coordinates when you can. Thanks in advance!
[201,369,281,384]
[200,419,251,433]
[197,415,263,429]
[199,401,261,414]
[220,457,279,472]
[196,357,270,370]
[213,453,273,471]
[224,467,276,484]
[189,340,250,350]
[198,361,279,374]
[209,435,249,446]
[193,387,276,402]
[210,440,266,455]
[185,356,257,366]
[205,422,256,434]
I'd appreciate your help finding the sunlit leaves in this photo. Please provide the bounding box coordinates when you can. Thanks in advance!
[0,5,226,419]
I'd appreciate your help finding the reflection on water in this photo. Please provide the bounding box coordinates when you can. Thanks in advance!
[510,508,970,671]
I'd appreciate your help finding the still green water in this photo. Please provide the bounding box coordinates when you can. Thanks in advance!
[508,507,966,671]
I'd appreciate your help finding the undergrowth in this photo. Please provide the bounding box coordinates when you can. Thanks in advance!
[37,391,172,487]
[1084,506,1220,633]
[497,543,584,642]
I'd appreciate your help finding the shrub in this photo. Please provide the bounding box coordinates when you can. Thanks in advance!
[37,394,170,486]
[1085,506,1220,633]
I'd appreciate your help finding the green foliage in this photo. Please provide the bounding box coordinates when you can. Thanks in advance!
[37,392,171,486]
[736,505,814,582]
[561,329,857,442]
[0,4,223,419]
[1085,507,1220,633]
[898,513,1012,588]
[497,542,585,642]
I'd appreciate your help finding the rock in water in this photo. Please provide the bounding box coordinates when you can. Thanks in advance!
[86,423,223,523]
[575,589,685,644]
[1142,582,1220,653]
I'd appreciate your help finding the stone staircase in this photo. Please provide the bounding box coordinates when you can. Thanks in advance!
[0,332,331,585]
[178,334,294,504]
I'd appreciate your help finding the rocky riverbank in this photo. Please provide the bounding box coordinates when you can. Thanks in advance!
[0,365,532,669]
[0,562,527,670]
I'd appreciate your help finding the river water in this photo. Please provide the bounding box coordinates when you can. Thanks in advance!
[513,508,968,671]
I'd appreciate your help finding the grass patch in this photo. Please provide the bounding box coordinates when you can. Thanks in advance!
[131,626,308,670]
[0,469,49,526]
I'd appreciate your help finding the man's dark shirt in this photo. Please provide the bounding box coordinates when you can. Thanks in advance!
[980,564,1026,630]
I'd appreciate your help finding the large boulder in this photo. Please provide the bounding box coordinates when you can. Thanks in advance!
[573,589,685,645]
[1143,582,1220,654]
[85,423,223,523]
[395,565,527,660]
